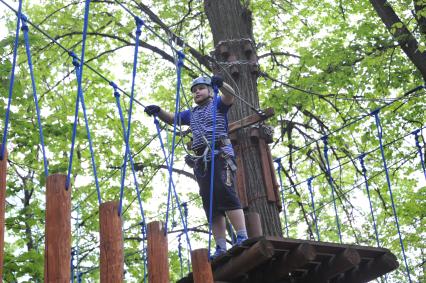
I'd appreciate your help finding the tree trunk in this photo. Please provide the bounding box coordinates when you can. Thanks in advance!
[370,0,426,81]
[204,0,282,236]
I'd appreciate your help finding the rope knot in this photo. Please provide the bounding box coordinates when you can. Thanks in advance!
[321,136,328,147]
[20,14,28,22]
[20,23,29,32]
[307,177,313,191]
[134,16,144,27]
[370,108,380,116]
[359,154,367,174]
[153,116,160,125]
[68,51,80,67]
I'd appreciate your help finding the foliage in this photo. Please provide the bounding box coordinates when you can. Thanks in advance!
[0,0,425,281]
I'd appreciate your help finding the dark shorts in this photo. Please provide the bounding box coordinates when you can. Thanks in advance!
[194,154,242,219]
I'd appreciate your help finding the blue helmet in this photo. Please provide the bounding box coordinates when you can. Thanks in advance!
[190,76,211,92]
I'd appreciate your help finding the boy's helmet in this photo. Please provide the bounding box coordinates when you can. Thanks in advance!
[190,76,211,92]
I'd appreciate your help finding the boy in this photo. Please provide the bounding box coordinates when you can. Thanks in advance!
[145,75,248,258]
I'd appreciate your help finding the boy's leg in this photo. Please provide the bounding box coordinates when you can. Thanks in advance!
[226,209,248,244]
[212,215,227,251]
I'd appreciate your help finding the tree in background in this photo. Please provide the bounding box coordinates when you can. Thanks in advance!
[0,0,425,281]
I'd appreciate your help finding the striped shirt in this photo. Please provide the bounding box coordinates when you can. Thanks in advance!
[178,96,234,156]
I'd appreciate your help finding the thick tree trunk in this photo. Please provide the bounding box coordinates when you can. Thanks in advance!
[370,0,426,81]
[204,0,282,236]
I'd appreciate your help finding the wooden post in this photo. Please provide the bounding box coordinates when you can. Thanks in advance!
[213,239,274,281]
[245,212,262,238]
[44,174,71,283]
[0,150,7,280]
[191,249,213,283]
[147,221,169,283]
[99,201,124,282]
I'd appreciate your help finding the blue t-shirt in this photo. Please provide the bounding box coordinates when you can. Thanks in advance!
[178,96,234,156]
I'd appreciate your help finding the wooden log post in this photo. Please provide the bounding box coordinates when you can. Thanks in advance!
[265,243,316,283]
[245,212,262,238]
[0,150,7,280]
[191,249,213,283]
[147,221,169,283]
[99,201,124,282]
[213,239,274,281]
[44,174,71,283]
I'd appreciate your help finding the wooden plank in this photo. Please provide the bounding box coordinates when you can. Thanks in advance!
[258,139,276,202]
[266,144,282,210]
[45,174,71,283]
[147,221,169,283]
[299,248,360,283]
[265,243,316,283]
[191,249,214,283]
[228,108,274,134]
[99,201,124,283]
[213,239,275,281]
[233,144,248,208]
[264,236,390,259]
[0,150,6,280]
[336,252,398,283]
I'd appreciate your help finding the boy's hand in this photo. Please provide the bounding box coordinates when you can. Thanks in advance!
[144,105,161,116]
[211,75,224,88]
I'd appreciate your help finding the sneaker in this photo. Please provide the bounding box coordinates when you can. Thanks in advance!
[235,235,248,246]
[211,246,226,260]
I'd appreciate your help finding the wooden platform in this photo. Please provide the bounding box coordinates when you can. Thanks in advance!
[177,236,398,283]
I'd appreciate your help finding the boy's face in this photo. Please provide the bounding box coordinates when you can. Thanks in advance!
[192,84,211,105]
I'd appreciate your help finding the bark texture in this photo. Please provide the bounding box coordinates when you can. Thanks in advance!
[204,0,282,236]
[370,0,426,81]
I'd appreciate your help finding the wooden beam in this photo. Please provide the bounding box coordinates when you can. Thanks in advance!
[0,150,7,280]
[258,139,276,202]
[147,221,169,283]
[228,107,274,134]
[45,174,71,282]
[233,144,248,208]
[99,201,124,282]
[299,248,360,283]
[265,243,316,283]
[245,212,263,238]
[191,249,214,283]
[336,252,398,283]
[213,239,274,281]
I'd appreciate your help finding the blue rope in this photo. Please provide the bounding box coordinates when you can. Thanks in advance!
[358,154,381,246]
[111,83,147,282]
[1,0,23,161]
[118,16,144,216]
[307,177,320,241]
[178,234,184,277]
[164,51,185,234]
[21,17,49,177]
[112,83,146,225]
[321,136,342,243]
[412,129,426,180]
[66,0,96,192]
[70,250,75,282]
[153,114,192,253]
[359,154,389,283]
[207,85,220,259]
[274,158,289,237]
[372,109,412,282]
[140,222,147,282]
[66,52,81,189]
